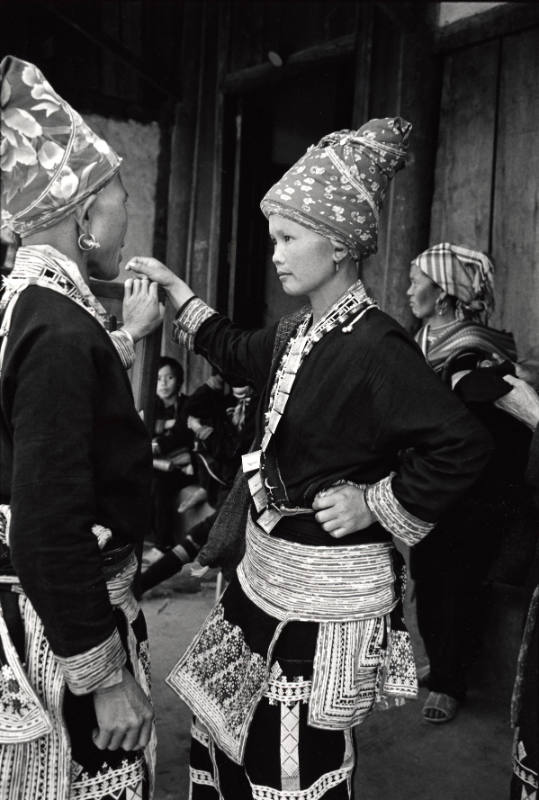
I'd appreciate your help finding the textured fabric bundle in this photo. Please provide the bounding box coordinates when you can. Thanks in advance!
[1,55,121,237]
[413,242,495,323]
[260,117,411,260]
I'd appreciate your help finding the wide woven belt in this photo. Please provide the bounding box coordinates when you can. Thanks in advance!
[237,513,396,622]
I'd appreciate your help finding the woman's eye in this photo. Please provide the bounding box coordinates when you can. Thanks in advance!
[283,235,292,243]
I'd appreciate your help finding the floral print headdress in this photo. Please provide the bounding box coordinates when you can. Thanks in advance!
[260,117,411,260]
[1,55,121,237]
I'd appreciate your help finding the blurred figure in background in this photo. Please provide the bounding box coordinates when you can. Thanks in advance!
[139,376,256,595]
[407,243,535,724]
[149,357,194,555]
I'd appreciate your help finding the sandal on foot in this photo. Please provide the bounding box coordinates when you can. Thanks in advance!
[422,691,459,724]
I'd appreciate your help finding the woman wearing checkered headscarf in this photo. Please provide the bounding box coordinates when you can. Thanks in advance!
[408,244,537,729]
[0,56,157,799]
[408,242,516,375]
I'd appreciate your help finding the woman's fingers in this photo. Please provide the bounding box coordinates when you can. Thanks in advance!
[133,716,153,751]
[328,527,348,539]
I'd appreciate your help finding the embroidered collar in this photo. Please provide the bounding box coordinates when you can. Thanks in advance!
[261,278,376,452]
[1,245,108,326]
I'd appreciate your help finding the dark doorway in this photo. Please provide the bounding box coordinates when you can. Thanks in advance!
[220,58,355,329]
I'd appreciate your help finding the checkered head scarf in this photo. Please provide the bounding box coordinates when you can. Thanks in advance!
[1,55,121,237]
[413,243,495,324]
[260,117,411,260]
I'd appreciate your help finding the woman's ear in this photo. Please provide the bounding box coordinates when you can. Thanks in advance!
[73,194,97,234]
[331,240,349,265]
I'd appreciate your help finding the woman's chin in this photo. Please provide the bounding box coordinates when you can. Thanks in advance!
[280,282,301,297]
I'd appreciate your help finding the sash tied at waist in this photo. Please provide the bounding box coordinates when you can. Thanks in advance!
[237,514,397,622]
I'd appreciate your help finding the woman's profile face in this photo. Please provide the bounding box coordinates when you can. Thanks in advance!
[156,365,178,401]
[407,262,440,321]
[86,174,128,281]
[269,214,335,299]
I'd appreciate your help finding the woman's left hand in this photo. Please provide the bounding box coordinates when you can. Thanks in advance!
[122,277,164,342]
[312,484,375,538]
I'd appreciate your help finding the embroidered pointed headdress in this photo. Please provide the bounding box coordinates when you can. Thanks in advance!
[260,117,411,260]
[1,55,121,237]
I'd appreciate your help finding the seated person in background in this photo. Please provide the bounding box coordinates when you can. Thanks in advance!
[149,357,194,552]
[139,378,257,594]
[183,372,254,510]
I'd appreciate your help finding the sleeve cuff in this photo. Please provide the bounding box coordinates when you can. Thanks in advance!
[55,629,126,695]
[0,504,11,546]
[172,297,216,351]
[365,475,434,546]
[110,329,136,369]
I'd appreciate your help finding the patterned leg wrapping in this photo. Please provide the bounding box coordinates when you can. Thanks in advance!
[189,664,354,800]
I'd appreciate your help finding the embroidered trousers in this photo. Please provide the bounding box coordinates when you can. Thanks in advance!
[189,656,356,800]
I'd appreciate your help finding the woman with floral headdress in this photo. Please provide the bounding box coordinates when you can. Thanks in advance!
[129,121,492,798]
[0,56,161,799]
[407,244,536,724]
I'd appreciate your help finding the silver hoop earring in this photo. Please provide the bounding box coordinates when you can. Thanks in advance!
[78,233,101,252]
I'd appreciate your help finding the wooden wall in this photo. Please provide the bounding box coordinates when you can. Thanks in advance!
[430,26,539,358]
[360,6,442,328]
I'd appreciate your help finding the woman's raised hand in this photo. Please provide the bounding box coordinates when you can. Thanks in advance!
[122,277,164,342]
[126,257,194,311]
[312,484,375,538]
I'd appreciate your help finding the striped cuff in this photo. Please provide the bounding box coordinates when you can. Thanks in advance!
[110,329,136,369]
[172,297,216,351]
[0,504,11,546]
[365,475,434,546]
[56,629,126,695]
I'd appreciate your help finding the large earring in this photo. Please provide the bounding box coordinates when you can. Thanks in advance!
[78,232,101,251]
[435,296,448,316]
[334,259,341,273]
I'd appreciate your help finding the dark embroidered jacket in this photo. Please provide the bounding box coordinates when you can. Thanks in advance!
[0,286,152,659]
[190,306,492,552]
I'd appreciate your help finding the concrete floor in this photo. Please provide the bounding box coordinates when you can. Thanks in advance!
[142,569,520,800]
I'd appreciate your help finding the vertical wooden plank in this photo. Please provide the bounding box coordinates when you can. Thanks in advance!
[360,8,442,327]
[491,27,539,358]
[351,3,374,128]
[227,106,243,319]
[161,3,202,365]
[429,41,499,248]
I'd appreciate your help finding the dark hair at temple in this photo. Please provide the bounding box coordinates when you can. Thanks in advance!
[158,356,184,386]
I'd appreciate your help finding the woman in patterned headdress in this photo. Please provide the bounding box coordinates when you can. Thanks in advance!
[129,122,492,798]
[0,56,161,799]
[407,244,536,724]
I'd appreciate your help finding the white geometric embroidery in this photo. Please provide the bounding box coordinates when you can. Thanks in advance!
[265,664,311,708]
[280,701,300,790]
[71,758,146,799]
[251,765,350,799]
[190,767,216,787]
